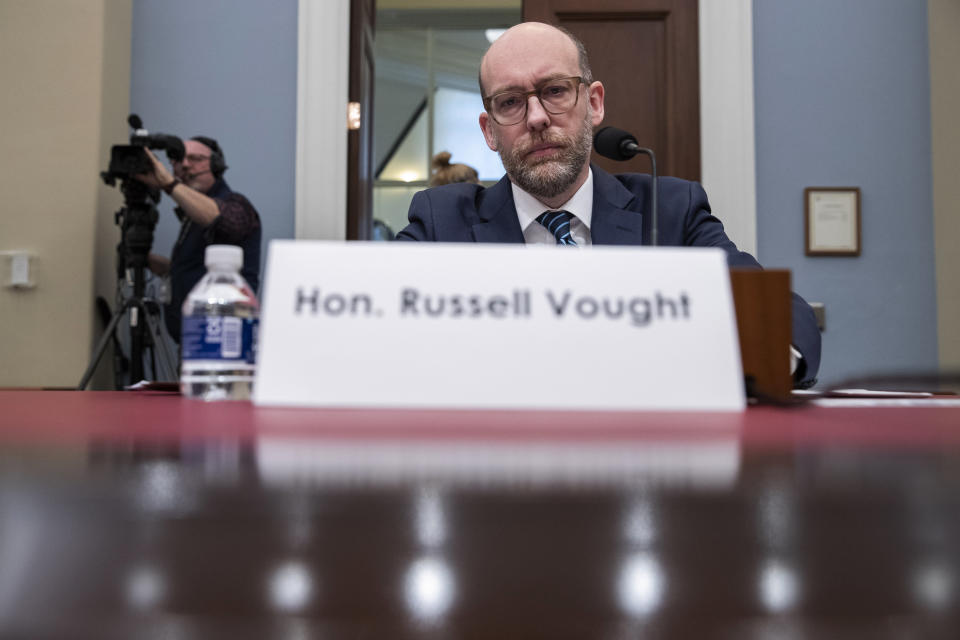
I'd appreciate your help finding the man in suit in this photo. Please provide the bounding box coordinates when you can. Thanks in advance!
[396,21,820,388]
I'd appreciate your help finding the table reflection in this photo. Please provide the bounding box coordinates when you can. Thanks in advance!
[268,561,314,613]
[124,564,166,611]
[254,436,742,488]
[404,555,455,623]
[618,552,665,617]
[2,392,960,637]
[415,486,447,549]
[758,558,800,613]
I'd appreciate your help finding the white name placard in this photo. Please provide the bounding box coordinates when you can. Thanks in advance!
[253,241,745,411]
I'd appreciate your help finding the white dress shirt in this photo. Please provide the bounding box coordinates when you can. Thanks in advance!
[515,169,594,246]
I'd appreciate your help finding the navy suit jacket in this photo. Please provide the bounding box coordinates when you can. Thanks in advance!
[396,165,821,387]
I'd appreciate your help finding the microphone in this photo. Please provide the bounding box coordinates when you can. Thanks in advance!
[128,113,145,134]
[593,126,658,246]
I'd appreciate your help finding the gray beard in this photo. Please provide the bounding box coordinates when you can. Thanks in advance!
[497,110,594,201]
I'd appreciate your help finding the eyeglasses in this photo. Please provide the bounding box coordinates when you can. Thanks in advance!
[483,76,585,126]
[176,154,211,164]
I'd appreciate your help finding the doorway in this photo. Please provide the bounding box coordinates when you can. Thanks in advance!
[366,3,521,239]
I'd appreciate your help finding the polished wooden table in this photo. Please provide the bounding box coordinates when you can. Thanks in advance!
[2,390,960,638]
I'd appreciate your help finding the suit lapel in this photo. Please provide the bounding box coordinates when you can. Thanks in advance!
[471,175,525,243]
[589,165,645,246]
[468,167,645,245]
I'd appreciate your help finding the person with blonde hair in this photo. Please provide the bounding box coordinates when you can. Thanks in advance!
[429,151,479,187]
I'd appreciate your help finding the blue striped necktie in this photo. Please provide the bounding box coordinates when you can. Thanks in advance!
[536,210,578,246]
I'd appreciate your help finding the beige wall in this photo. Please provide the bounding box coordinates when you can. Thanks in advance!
[0,0,131,388]
[929,0,960,371]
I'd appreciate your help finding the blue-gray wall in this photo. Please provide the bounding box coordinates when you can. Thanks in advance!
[130,0,298,279]
[754,0,937,386]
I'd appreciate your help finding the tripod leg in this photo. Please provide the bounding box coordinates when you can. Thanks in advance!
[78,301,131,390]
[156,324,179,381]
[98,296,129,389]
[141,302,179,381]
[129,303,147,383]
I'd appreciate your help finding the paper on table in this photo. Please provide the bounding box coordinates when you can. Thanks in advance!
[830,388,934,398]
[814,398,960,408]
[793,388,935,398]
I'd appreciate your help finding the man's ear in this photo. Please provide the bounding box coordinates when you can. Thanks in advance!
[479,112,498,151]
[588,81,605,127]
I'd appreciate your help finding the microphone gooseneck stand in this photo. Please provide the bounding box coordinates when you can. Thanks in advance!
[593,126,658,247]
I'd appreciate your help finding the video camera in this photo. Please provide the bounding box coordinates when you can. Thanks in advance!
[102,114,185,184]
[101,114,184,276]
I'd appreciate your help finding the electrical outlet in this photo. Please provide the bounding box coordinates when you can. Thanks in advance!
[1,251,35,289]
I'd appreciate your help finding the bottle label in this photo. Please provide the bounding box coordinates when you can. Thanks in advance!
[181,316,258,364]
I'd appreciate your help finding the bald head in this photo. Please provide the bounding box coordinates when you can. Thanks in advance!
[479,22,593,97]
[475,21,605,208]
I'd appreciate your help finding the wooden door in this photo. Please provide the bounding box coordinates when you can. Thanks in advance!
[347,0,376,240]
[524,0,700,181]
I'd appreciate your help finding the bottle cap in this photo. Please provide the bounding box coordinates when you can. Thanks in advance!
[205,244,243,270]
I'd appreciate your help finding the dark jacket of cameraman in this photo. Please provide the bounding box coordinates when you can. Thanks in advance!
[166,178,261,341]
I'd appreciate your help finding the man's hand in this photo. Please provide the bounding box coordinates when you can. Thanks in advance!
[133,149,175,191]
[148,253,171,277]
[132,148,220,226]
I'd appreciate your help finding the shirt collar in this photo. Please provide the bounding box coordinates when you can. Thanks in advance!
[206,177,230,199]
[512,168,594,232]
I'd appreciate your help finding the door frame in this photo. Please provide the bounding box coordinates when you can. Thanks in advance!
[699,0,757,255]
[295,0,350,241]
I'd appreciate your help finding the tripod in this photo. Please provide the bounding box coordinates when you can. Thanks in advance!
[78,258,178,390]
[78,175,178,390]
[82,119,189,390]
[78,273,178,390]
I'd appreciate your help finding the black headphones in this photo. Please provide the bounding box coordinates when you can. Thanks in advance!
[190,135,228,177]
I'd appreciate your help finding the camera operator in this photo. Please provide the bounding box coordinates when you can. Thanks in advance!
[133,136,261,342]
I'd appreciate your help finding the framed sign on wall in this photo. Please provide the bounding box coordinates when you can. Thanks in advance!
[805,187,861,256]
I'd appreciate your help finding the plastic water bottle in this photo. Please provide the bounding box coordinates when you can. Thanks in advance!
[179,245,259,401]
